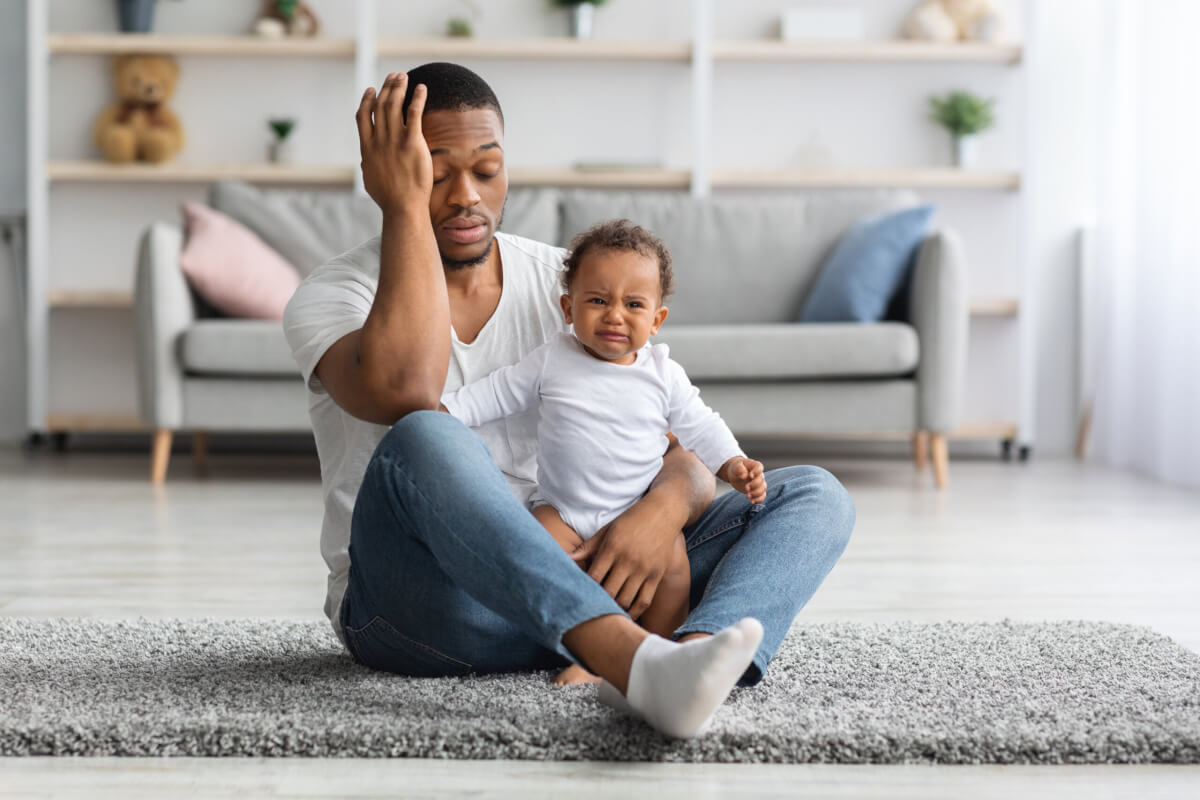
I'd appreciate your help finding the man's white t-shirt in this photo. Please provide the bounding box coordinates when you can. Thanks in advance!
[442,332,743,539]
[283,232,568,642]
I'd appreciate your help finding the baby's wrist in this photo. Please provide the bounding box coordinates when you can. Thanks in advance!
[717,456,742,482]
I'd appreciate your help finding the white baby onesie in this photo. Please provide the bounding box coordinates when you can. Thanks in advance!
[441,332,743,539]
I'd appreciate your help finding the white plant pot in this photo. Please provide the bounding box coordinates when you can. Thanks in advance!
[268,139,292,164]
[569,4,595,39]
[954,135,979,168]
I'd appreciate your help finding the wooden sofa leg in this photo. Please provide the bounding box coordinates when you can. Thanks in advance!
[192,432,209,477]
[913,431,930,471]
[151,429,173,485]
[931,433,949,489]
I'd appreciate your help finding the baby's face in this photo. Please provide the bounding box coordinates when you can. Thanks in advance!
[560,248,669,365]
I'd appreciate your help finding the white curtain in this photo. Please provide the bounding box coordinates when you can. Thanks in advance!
[1088,0,1200,489]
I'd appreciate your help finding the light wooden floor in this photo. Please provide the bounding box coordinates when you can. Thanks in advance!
[2,447,1199,798]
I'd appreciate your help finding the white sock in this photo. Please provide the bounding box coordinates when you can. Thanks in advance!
[598,618,764,738]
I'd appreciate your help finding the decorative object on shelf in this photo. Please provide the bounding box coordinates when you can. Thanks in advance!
[571,160,665,173]
[552,0,607,40]
[252,0,320,39]
[115,0,157,33]
[92,55,184,164]
[901,0,1003,43]
[780,7,865,42]
[929,90,994,167]
[791,130,835,168]
[267,118,296,163]
[446,0,481,38]
[446,18,473,38]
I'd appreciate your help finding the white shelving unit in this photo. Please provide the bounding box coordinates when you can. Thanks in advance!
[25,0,1028,446]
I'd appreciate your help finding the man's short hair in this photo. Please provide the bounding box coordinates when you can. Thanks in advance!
[562,219,675,301]
[401,62,504,127]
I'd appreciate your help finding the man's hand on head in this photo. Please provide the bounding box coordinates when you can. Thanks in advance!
[356,72,434,216]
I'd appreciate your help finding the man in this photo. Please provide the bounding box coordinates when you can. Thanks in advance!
[283,63,855,739]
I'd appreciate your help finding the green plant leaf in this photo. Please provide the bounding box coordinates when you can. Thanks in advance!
[268,119,296,140]
[928,91,996,136]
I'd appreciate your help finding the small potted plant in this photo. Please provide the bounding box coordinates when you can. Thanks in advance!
[446,1,481,39]
[446,18,473,38]
[551,0,608,40]
[267,118,296,163]
[929,90,995,168]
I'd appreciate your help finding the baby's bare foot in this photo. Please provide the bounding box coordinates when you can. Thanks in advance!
[553,664,601,686]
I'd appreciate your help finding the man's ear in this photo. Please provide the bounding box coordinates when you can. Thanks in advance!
[651,305,669,335]
[560,294,573,324]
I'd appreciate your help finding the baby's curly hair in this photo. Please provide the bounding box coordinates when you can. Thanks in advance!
[561,219,674,301]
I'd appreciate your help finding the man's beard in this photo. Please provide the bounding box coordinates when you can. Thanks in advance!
[441,238,492,271]
[439,201,506,272]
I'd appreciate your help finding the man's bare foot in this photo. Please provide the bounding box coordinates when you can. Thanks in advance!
[553,664,602,686]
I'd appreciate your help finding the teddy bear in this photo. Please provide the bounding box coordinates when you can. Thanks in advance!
[92,54,184,164]
[252,0,321,38]
[901,0,1004,43]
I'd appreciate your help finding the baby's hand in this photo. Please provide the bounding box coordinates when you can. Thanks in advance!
[721,456,767,505]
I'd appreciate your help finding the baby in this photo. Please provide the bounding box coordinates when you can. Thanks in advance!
[440,219,766,685]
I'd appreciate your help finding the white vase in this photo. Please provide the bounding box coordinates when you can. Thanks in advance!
[268,139,292,164]
[954,134,978,168]
[569,3,595,39]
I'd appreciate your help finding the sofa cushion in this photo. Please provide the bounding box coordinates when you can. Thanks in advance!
[799,205,935,322]
[211,182,563,279]
[500,187,563,245]
[655,323,919,380]
[178,202,301,321]
[179,320,297,377]
[560,188,919,325]
[210,181,384,278]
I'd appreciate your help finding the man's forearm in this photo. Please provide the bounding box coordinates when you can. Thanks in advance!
[649,440,716,528]
[359,206,449,410]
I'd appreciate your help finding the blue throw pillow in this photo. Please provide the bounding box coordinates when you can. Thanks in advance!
[799,205,935,323]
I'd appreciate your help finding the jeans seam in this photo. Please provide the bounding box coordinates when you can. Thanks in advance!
[687,515,746,551]
[349,614,474,672]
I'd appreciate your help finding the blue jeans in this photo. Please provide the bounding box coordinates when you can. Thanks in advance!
[341,411,854,684]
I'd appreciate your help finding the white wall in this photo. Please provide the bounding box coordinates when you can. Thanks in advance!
[1024,0,1101,456]
[2,0,1100,455]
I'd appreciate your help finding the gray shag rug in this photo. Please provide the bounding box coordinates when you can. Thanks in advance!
[2,618,1198,763]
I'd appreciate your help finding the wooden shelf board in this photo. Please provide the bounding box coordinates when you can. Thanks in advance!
[712,168,1020,191]
[47,160,355,185]
[47,34,355,57]
[48,289,133,309]
[377,37,691,61]
[45,162,1018,191]
[969,298,1020,317]
[713,40,1022,64]
[44,414,146,433]
[508,167,691,188]
[45,34,1019,64]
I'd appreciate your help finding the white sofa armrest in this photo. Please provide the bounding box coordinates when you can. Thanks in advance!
[910,229,969,433]
[133,222,191,429]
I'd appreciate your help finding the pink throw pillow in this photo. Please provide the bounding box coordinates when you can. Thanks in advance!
[179,201,301,320]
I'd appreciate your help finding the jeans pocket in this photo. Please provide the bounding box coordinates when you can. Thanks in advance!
[344,615,474,677]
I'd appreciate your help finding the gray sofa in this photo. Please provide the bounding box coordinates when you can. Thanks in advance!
[134,182,967,486]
